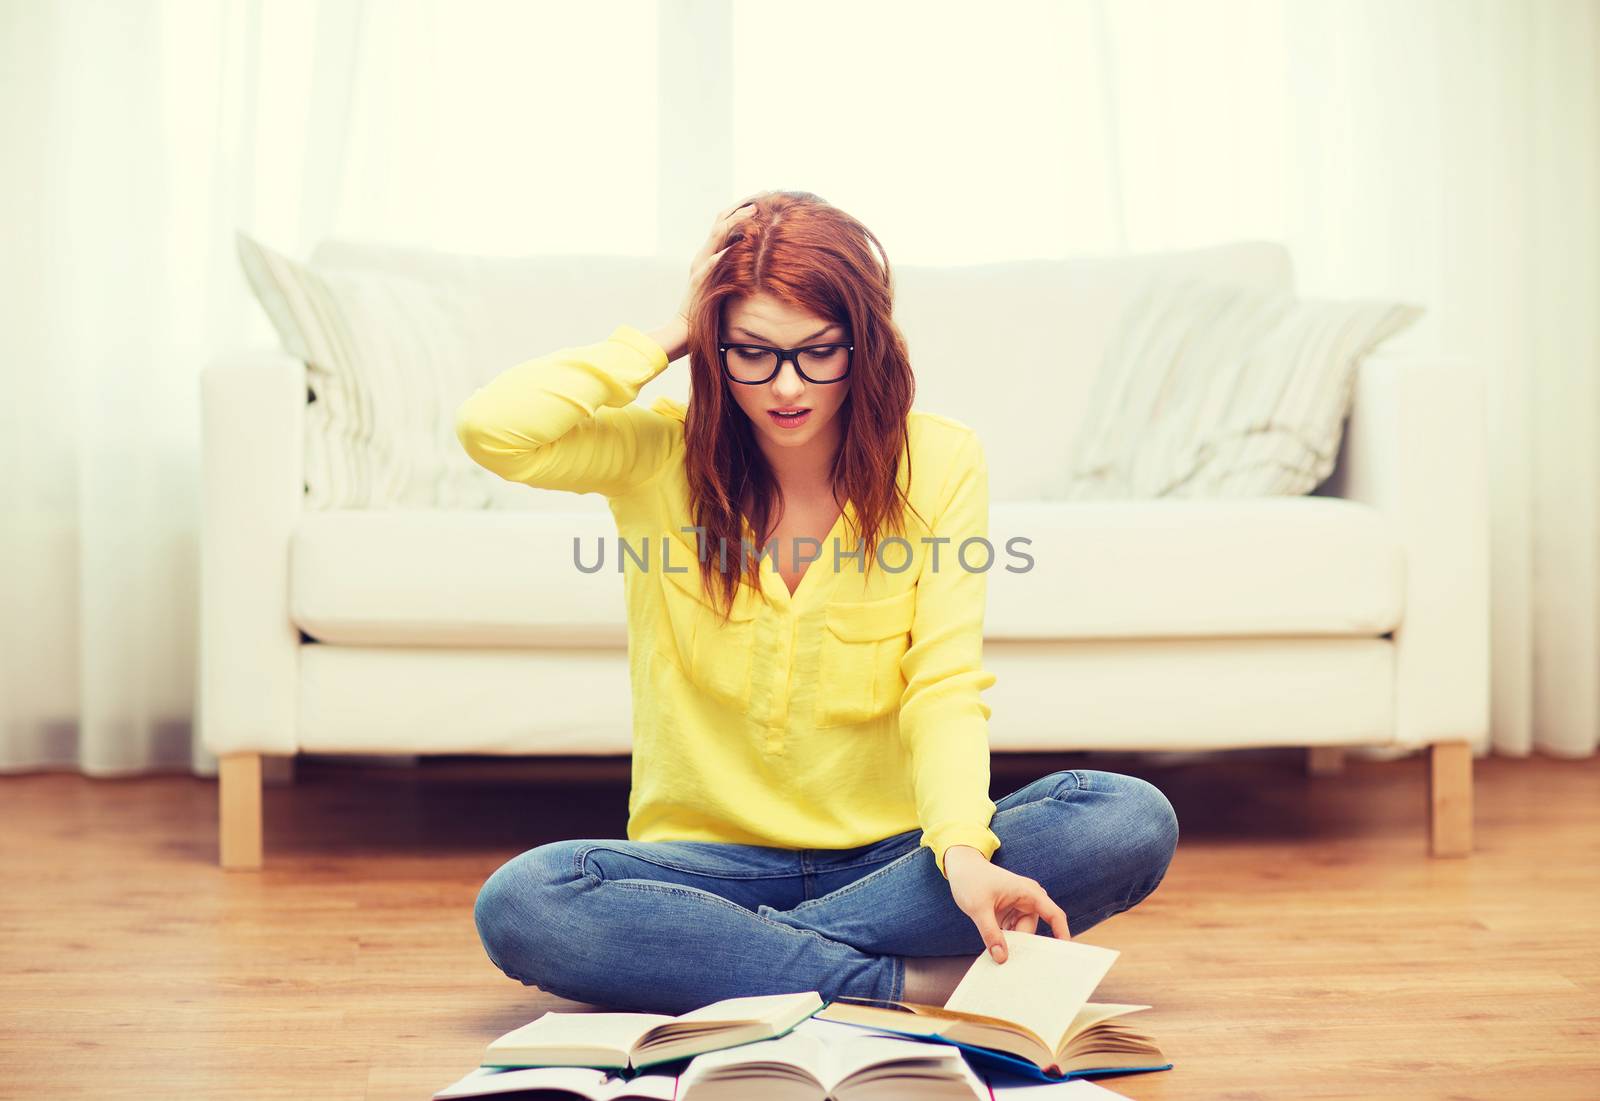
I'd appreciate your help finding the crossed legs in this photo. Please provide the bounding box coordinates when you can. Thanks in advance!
[473,769,1179,1014]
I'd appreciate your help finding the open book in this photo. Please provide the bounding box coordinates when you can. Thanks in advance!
[433,1019,1138,1100]
[814,932,1171,1081]
[481,991,824,1072]
[676,1017,987,1100]
[434,1065,677,1100]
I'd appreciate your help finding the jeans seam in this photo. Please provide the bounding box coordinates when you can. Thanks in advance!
[812,858,890,874]
[810,846,918,872]
[599,878,847,947]
[1071,899,1126,930]
[572,841,807,882]
[991,769,1083,816]
[787,846,926,912]
[1124,859,1173,912]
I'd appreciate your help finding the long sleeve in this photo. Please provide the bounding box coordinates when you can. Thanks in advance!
[455,323,676,498]
[896,429,1002,878]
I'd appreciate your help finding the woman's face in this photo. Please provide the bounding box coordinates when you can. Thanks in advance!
[719,293,852,456]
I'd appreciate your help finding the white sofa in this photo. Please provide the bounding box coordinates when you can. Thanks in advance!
[198,240,1490,868]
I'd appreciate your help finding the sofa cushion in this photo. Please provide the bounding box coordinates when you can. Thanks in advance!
[291,510,629,647]
[985,497,1403,639]
[1062,276,1423,499]
[289,496,1401,646]
[237,232,510,510]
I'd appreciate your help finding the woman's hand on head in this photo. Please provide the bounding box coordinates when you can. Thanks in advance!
[677,199,759,325]
[942,845,1071,963]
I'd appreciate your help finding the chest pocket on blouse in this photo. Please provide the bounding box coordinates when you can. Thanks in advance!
[656,556,757,709]
[816,587,918,728]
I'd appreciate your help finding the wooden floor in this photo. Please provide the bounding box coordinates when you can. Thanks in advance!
[2,748,1596,1100]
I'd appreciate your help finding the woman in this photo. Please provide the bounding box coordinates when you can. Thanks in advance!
[457,191,1178,1015]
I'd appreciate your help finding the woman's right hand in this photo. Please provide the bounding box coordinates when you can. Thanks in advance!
[676,199,759,324]
[648,199,759,363]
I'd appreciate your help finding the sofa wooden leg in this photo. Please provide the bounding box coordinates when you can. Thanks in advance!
[1306,746,1345,775]
[1428,740,1473,857]
[220,753,263,870]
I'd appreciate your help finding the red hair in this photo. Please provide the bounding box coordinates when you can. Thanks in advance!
[681,190,925,620]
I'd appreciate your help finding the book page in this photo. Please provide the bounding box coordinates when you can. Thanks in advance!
[814,1002,958,1039]
[944,932,1120,1055]
[486,1012,671,1063]
[672,991,822,1028]
[635,992,822,1067]
[1062,1003,1151,1045]
[814,1002,1053,1070]
[799,1017,969,1089]
[679,1018,969,1094]
[677,1023,830,1089]
[986,1074,1133,1099]
[435,1064,677,1100]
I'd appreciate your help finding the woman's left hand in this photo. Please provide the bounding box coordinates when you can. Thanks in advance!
[943,845,1072,963]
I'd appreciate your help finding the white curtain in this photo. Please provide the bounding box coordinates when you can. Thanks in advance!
[2,0,1594,775]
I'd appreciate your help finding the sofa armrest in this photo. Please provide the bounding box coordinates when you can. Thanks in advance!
[197,349,305,757]
[1316,355,1491,749]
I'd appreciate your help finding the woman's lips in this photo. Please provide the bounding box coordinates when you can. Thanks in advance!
[767,409,812,429]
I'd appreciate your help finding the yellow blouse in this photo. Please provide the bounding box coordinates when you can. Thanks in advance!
[454,323,1001,877]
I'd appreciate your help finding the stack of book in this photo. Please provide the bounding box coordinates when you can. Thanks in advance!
[434,931,1172,1100]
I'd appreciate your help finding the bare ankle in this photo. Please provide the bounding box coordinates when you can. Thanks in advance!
[900,952,981,1006]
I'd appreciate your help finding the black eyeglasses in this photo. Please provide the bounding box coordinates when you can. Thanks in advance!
[717,341,854,385]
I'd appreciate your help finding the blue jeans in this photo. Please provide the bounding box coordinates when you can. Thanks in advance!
[473,769,1178,1014]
